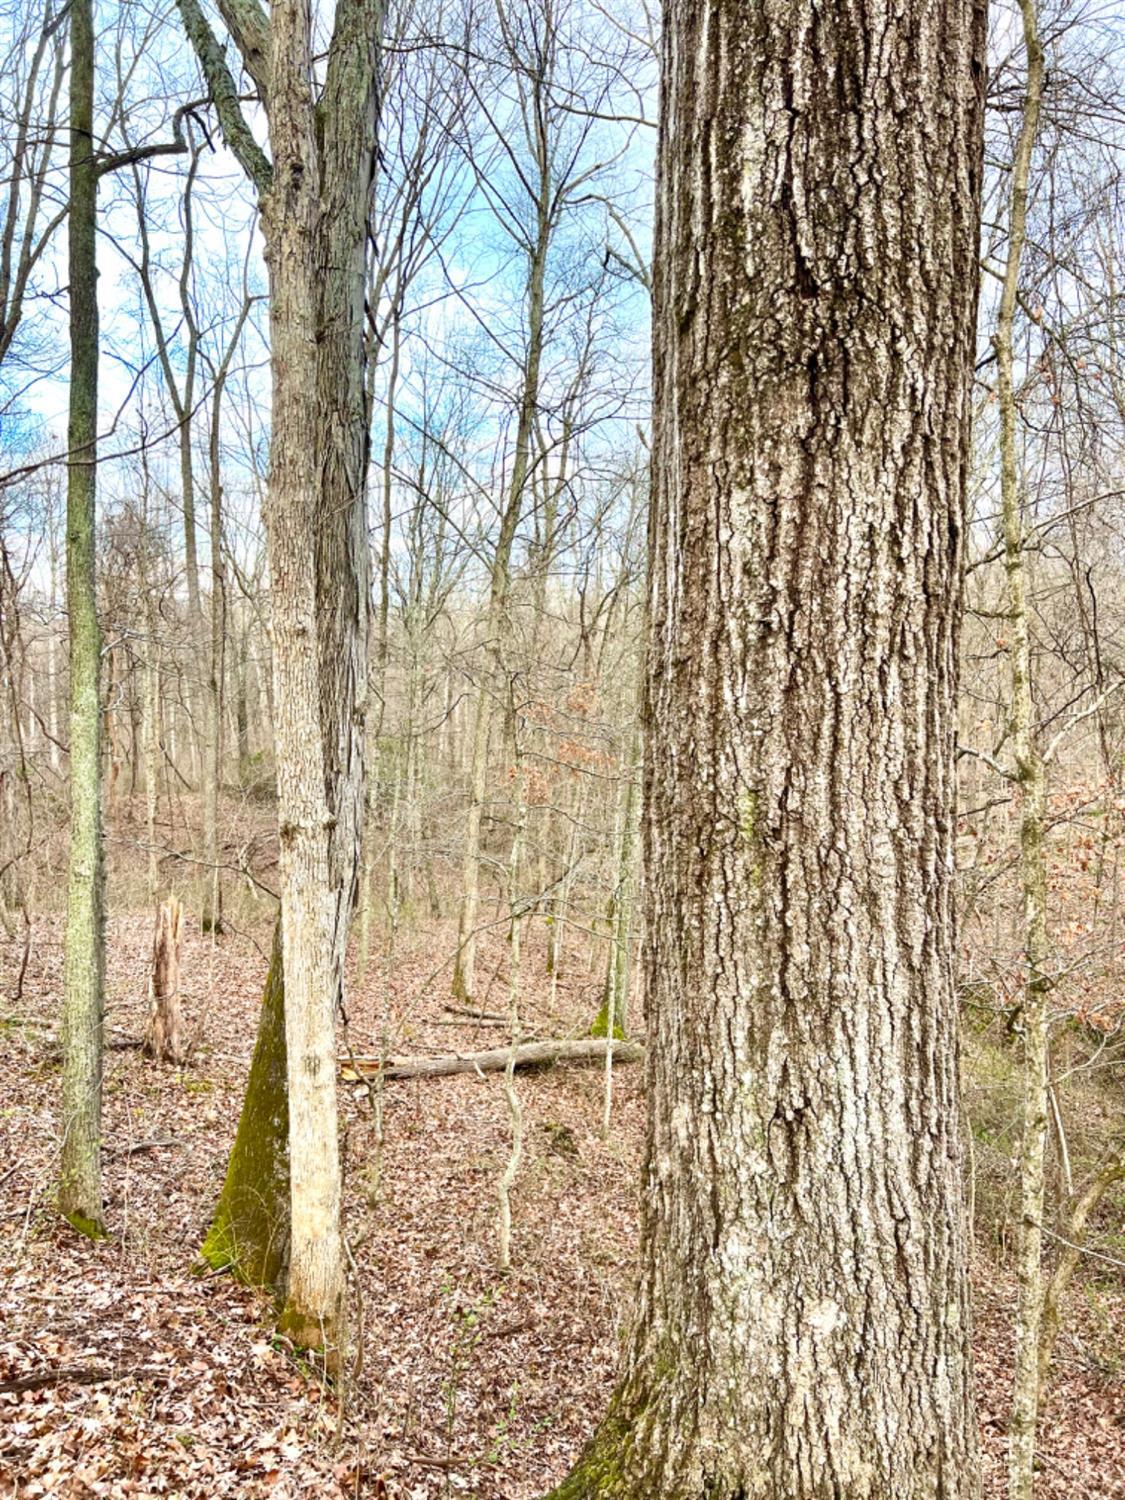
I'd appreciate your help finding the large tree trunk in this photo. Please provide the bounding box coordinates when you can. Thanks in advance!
[58,0,106,1241]
[547,2,986,1496]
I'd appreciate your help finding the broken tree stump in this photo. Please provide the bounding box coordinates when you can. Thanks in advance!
[144,897,185,1064]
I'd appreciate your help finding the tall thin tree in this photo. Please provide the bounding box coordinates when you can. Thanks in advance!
[177,0,383,1351]
[58,0,106,1240]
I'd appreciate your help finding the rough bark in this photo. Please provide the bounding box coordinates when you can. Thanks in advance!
[546,1,986,1495]
[264,0,379,1357]
[58,0,106,1241]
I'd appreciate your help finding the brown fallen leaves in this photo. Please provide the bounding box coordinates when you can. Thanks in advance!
[2,904,1123,1498]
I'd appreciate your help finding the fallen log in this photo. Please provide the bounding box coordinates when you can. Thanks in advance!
[342,1037,643,1082]
[0,1364,164,1395]
[441,1003,507,1023]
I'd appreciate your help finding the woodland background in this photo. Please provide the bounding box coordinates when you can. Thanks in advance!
[1,0,1125,1494]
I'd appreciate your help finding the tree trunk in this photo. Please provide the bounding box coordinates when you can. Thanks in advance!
[451,143,550,1004]
[1036,1146,1125,1398]
[145,897,185,1064]
[997,9,1048,1499]
[143,581,160,905]
[58,0,106,1241]
[200,296,248,935]
[546,2,986,1495]
[236,614,251,786]
[260,0,379,1356]
[497,751,527,1272]
[177,0,383,1356]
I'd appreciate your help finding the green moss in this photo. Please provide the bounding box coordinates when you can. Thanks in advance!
[589,998,626,1040]
[64,1208,108,1240]
[276,1299,343,1377]
[196,926,289,1290]
[739,787,764,892]
[541,1405,635,1498]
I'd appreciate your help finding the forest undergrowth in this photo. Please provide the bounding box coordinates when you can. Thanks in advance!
[1,801,1123,1499]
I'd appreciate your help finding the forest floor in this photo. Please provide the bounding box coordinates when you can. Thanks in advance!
[2,892,1124,1498]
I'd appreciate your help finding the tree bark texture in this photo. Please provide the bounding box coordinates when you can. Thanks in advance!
[257,0,381,1353]
[59,0,107,1241]
[548,2,987,1496]
[994,8,1048,1499]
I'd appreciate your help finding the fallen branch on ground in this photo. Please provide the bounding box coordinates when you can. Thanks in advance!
[103,1136,186,1156]
[442,1003,507,1022]
[341,1037,643,1081]
[0,1364,164,1394]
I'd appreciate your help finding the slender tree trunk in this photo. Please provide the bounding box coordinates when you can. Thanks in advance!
[236,615,251,786]
[497,745,526,1272]
[47,616,61,776]
[996,8,1048,1498]
[610,741,640,1036]
[144,636,159,903]
[59,0,106,1241]
[547,1,986,1494]
[201,329,239,935]
[593,731,640,1040]
[1035,1146,1124,1397]
[452,664,493,1000]
[177,0,382,1353]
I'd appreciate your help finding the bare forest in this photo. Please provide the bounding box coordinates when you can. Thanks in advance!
[1,0,1124,1496]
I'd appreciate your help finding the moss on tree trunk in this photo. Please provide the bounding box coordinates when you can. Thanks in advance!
[198,925,289,1288]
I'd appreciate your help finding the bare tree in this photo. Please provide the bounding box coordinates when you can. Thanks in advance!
[58,0,107,1241]
[176,0,383,1353]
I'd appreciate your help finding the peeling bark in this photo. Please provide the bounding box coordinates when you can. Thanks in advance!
[177,0,383,1355]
